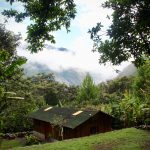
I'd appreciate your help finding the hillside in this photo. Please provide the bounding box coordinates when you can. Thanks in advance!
[23,62,138,85]
[13,128,150,150]
[23,62,86,85]
[23,62,104,85]
[118,63,137,77]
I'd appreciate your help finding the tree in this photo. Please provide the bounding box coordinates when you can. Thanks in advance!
[133,59,150,102]
[0,24,38,132]
[0,23,26,102]
[30,73,78,106]
[0,89,35,133]
[77,74,99,104]
[3,0,76,52]
[89,0,150,66]
[110,61,150,127]
[98,76,134,104]
[131,59,150,126]
[0,70,38,132]
[0,24,26,84]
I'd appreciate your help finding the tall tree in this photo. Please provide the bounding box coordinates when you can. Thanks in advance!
[133,59,150,102]
[77,74,99,104]
[0,24,32,132]
[98,76,134,104]
[3,0,76,52]
[0,24,26,92]
[0,73,37,132]
[89,0,150,66]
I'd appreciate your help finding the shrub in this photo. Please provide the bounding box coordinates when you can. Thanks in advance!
[0,133,5,138]
[17,132,27,138]
[145,118,150,125]
[25,135,40,146]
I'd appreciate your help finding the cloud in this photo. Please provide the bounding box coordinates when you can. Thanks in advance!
[73,0,112,32]
[1,0,130,82]
[17,43,76,71]
[57,47,69,52]
[45,44,56,50]
[17,40,121,81]
[45,44,69,52]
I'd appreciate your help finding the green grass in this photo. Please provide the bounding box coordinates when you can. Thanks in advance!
[0,138,25,150]
[6,128,150,150]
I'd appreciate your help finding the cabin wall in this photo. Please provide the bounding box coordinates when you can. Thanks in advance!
[33,119,53,139]
[33,112,112,140]
[33,119,62,140]
[63,112,112,140]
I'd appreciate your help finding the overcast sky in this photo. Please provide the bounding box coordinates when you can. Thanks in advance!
[0,0,130,80]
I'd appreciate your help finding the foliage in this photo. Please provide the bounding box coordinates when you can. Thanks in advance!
[87,63,150,128]
[0,70,78,133]
[0,133,5,138]
[3,0,76,52]
[119,92,145,127]
[11,128,150,150]
[89,0,150,66]
[0,70,38,132]
[145,118,150,125]
[25,135,40,146]
[30,73,55,83]
[0,24,26,83]
[133,60,150,101]
[0,24,34,132]
[98,76,133,104]
[0,98,34,133]
[109,61,150,127]
[132,60,150,125]
[77,74,99,105]
[30,73,78,106]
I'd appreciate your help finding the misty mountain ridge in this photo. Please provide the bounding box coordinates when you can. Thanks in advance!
[117,63,137,77]
[23,62,93,85]
[23,62,137,85]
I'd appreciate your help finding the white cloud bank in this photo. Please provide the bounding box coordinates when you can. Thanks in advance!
[1,0,130,82]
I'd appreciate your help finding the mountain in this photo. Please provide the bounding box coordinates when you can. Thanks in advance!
[56,68,86,85]
[23,62,137,85]
[23,62,86,85]
[118,63,137,77]
[23,62,103,85]
[23,63,51,76]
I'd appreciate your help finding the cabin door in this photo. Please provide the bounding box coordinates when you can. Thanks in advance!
[90,126,98,134]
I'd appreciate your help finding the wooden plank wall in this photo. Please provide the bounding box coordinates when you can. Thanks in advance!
[63,112,112,139]
[33,112,112,140]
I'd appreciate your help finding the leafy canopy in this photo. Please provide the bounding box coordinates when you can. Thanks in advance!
[3,0,76,53]
[0,24,26,82]
[133,59,150,101]
[0,71,37,132]
[77,73,99,104]
[89,0,150,66]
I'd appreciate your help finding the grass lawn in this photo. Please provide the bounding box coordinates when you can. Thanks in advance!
[0,138,25,150]
[6,128,150,150]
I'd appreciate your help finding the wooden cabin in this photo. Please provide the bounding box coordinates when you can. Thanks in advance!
[29,106,113,140]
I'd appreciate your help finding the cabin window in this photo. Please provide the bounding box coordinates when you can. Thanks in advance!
[90,126,97,134]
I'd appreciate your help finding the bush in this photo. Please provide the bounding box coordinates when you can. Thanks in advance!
[145,118,150,125]
[25,135,40,146]
[16,132,27,138]
[0,133,5,138]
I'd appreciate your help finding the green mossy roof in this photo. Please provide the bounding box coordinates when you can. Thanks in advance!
[29,106,101,129]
